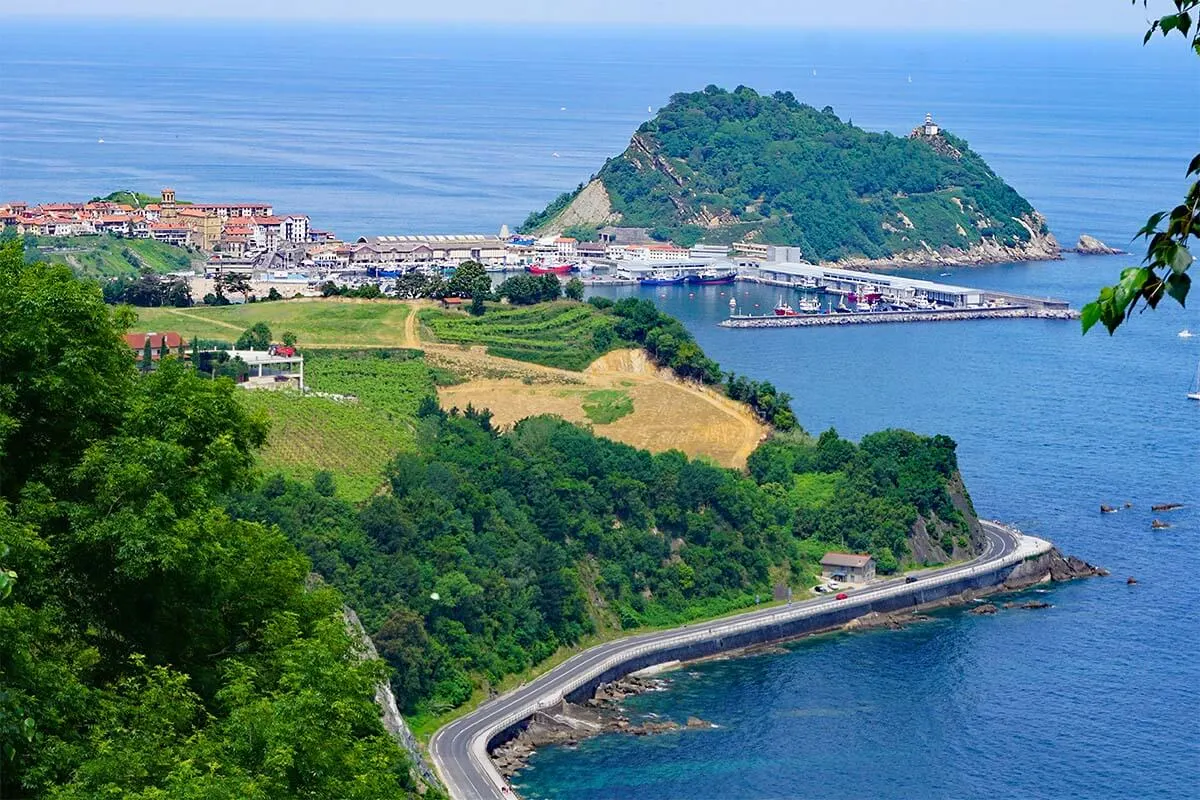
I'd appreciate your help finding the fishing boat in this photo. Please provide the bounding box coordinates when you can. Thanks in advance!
[773,298,802,317]
[690,268,737,285]
[1189,359,1200,401]
[833,298,852,313]
[795,295,821,313]
[528,263,574,275]
[640,270,686,286]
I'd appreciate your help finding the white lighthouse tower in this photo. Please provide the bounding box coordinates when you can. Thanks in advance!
[922,113,939,136]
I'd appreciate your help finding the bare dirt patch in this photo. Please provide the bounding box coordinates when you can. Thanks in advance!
[438,348,766,468]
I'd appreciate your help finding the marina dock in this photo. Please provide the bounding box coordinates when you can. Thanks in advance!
[720,305,1079,328]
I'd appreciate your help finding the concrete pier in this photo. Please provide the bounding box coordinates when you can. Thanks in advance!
[720,305,1080,328]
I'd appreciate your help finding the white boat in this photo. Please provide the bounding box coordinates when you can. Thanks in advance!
[1189,360,1200,401]
[1179,329,1194,339]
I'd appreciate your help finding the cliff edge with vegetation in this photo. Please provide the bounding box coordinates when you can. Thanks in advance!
[525,85,1059,265]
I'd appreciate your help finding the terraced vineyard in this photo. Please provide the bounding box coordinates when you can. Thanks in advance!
[239,349,450,502]
[419,302,619,370]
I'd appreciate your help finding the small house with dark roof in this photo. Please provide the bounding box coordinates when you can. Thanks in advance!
[820,552,876,583]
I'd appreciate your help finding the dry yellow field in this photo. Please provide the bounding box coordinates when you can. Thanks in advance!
[438,348,766,468]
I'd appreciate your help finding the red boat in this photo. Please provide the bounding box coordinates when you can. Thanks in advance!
[773,299,803,317]
[528,263,575,275]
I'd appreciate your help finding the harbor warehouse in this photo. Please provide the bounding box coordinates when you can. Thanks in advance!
[820,552,876,583]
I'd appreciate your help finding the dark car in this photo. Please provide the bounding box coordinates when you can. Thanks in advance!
[835,592,849,600]
[905,575,919,584]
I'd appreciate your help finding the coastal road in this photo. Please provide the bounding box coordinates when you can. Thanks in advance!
[429,521,1049,800]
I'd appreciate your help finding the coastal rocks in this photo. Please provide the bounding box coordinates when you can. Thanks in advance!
[1020,600,1052,610]
[824,214,1061,270]
[843,611,935,630]
[1151,502,1184,512]
[970,603,1000,615]
[1100,504,1118,514]
[491,676,713,778]
[1127,577,1138,585]
[1003,547,1108,591]
[1152,519,1172,530]
[1074,234,1124,255]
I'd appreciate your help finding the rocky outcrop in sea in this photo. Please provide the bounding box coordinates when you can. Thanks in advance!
[1073,234,1124,255]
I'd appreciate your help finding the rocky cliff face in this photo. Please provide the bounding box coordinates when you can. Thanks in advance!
[830,213,1061,270]
[908,472,988,564]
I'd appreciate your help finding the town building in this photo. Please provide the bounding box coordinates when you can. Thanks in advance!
[598,226,652,245]
[820,553,876,583]
[227,348,305,390]
[354,235,508,266]
[626,243,691,262]
[125,332,187,363]
[148,221,192,247]
[555,236,578,258]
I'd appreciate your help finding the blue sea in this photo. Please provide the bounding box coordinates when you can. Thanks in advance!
[3,22,1198,799]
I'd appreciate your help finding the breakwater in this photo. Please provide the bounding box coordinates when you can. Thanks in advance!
[719,306,1080,328]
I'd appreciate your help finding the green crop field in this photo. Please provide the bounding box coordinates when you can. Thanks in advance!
[420,302,619,370]
[237,349,450,502]
[238,390,412,502]
[21,234,202,277]
[135,299,413,347]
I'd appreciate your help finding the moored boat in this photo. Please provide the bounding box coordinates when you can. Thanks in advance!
[528,263,575,275]
[689,268,736,285]
[640,270,686,286]
[1189,359,1200,401]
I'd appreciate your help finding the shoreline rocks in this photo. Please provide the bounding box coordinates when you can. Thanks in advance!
[1003,547,1108,591]
[490,676,713,778]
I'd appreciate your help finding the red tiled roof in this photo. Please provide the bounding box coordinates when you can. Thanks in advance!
[125,332,186,355]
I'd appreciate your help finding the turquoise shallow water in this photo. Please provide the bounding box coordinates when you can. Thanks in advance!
[2,22,1198,799]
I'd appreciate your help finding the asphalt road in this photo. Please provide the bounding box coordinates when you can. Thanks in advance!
[430,521,1039,800]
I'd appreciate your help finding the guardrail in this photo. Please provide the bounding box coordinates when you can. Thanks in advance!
[465,526,1051,796]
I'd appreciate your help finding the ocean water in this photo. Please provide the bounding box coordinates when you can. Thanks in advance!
[3,22,1198,799]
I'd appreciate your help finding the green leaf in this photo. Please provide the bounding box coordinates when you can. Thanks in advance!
[1166,272,1191,305]
[1188,152,1200,177]
[1160,14,1179,34]
[1080,301,1102,334]
[1170,244,1194,273]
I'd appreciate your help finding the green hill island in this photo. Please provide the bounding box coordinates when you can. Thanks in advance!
[524,85,1060,267]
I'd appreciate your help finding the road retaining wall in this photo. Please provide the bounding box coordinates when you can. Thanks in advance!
[487,556,1024,751]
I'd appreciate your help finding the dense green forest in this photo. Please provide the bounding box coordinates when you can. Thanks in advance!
[0,241,421,799]
[525,85,1044,260]
[230,407,971,723]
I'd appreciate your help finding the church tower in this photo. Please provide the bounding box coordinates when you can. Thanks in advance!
[161,187,177,219]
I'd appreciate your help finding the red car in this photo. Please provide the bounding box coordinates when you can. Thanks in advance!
[835,592,849,600]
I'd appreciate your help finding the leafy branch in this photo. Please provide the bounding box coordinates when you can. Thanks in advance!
[1082,1,1200,334]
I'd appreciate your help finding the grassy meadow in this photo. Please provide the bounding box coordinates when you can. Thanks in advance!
[135,298,413,347]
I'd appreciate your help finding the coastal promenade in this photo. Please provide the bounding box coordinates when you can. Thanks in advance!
[429,522,1052,799]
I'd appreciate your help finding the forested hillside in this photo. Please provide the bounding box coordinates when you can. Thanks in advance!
[0,241,421,799]
[231,408,976,727]
[525,85,1050,261]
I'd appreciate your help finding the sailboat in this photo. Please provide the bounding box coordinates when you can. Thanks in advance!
[1189,359,1200,401]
